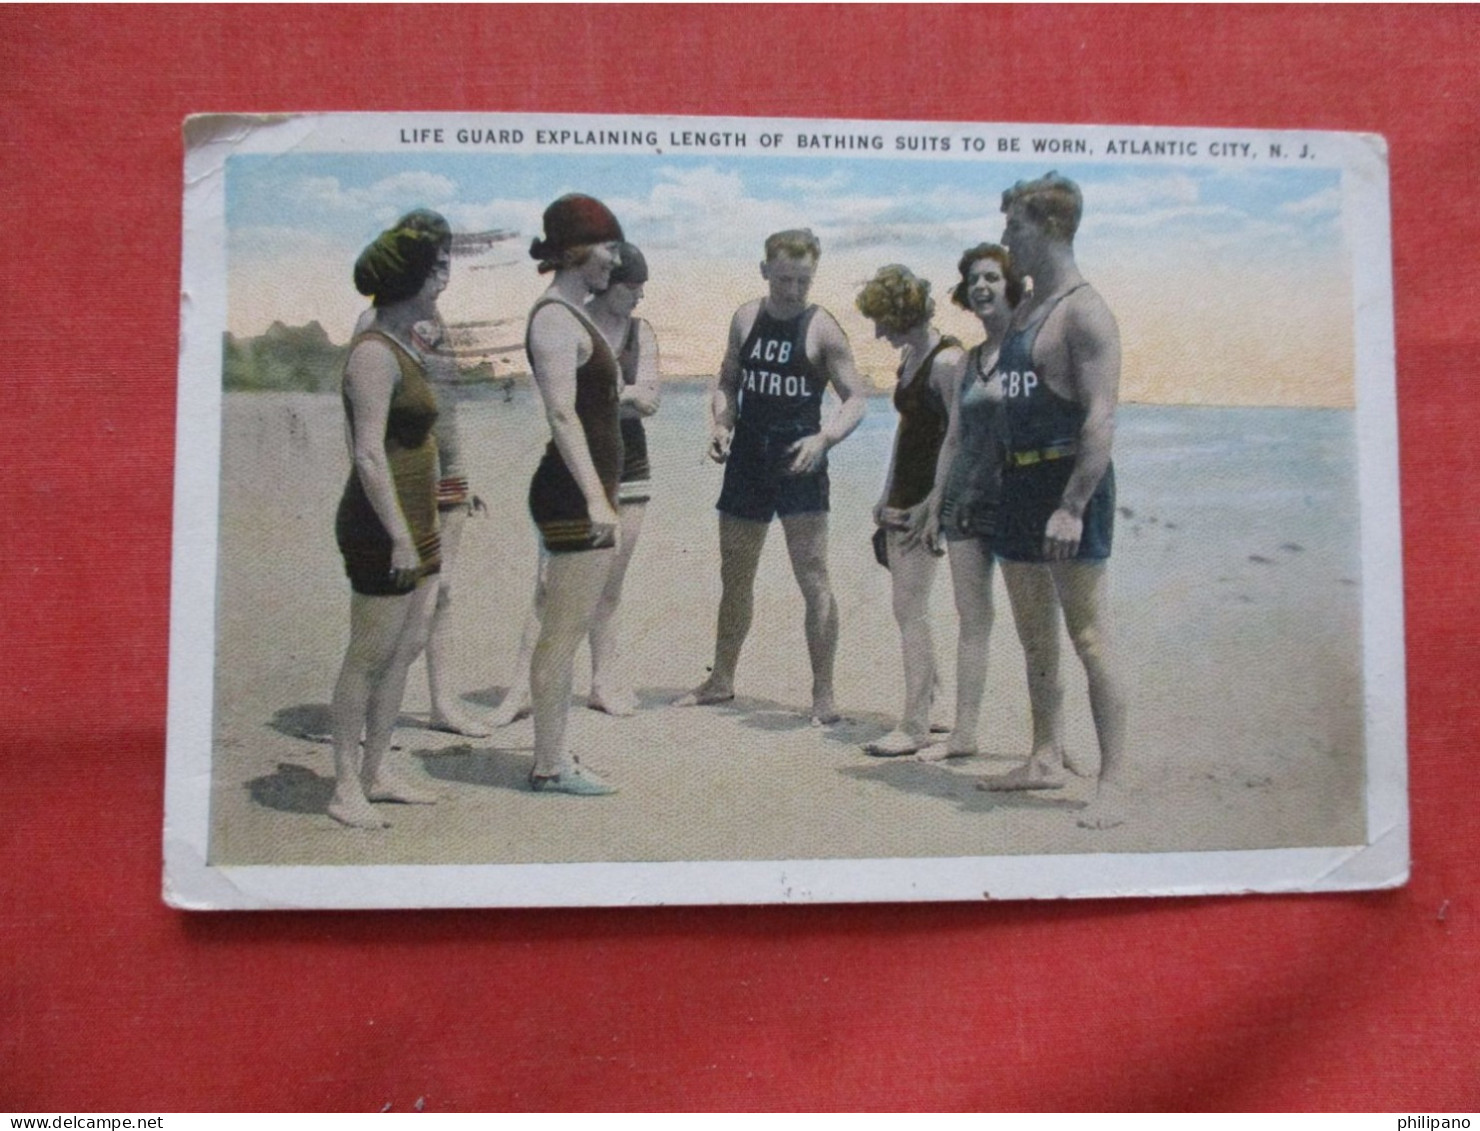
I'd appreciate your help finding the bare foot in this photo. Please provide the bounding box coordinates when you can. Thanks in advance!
[364,774,440,805]
[809,690,840,726]
[1077,781,1128,829]
[920,729,979,761]
[428,707,493,738]
[489,690,531,728]
[328,791,390,829]
[864,729,927,757]
[977,759,1068,792]
[1063,747,1097,779]
[674,678,735,707]
[916,742,974,763]
[588,687,638,717]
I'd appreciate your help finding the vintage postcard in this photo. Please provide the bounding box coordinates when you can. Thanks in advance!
[165,112,1404,908]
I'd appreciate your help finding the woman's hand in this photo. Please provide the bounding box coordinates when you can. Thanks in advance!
[588,499,621,552]
[905,495,945,556]
[389,538,421,591]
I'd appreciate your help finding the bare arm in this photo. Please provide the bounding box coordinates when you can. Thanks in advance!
[787,310,868,474]
[418,317,467,481]
[875,424,900,525]
[528,304,618,529]
[708,306,749,462]
[343,340,421,586]
[1045,292,1120,559]
[620,318,662,418]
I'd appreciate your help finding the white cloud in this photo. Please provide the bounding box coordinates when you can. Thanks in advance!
[1084,203,1246,233]
[1278,186,1342,218]
[273,172,460,225]
[1084,173,1203,212]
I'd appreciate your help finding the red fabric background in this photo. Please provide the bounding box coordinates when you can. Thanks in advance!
[2,4,1476,1112]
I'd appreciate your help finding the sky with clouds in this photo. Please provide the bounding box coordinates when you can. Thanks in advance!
[226,151,1352,406]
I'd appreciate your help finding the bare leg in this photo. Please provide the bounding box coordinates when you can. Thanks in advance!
[363,581,440,804]
[489,551,546,728]
[329,592,410,828]
[780,511,839,724]
[425,507,491,737]
[676,514,767,705]
[1052,560,1129,828]
[867,528,938,756]
[921,538,994,761]
[530,548,613,779]
[588,501,645,716]
[981,561,1067,790]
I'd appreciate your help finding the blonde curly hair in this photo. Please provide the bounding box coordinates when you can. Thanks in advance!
[855,264,934,335]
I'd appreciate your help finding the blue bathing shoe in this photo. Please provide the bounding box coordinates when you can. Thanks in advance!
[529,760,617,796]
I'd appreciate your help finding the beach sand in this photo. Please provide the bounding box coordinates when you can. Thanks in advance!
[207,387,1366,867]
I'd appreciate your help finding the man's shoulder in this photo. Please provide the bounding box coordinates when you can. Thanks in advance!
[804,303,843,335]
[804,305,848,354]
[729,298,765,340]
[1063,282,1118,332]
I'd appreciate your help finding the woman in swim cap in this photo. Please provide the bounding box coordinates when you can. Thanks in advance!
[520,194,627,795]
[328,212,453,828]
[350,211,492,741]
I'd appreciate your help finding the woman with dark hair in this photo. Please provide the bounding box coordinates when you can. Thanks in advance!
[491,241,661,724]
[328,214,453,828]
[521,194,626,795]
[351,210,491,739]
[913,243,1025,762]
[585,241,661,716]
[855,265,965,757]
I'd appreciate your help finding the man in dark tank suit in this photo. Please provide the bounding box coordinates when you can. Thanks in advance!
[979,172,1130,831]
[677,229,869,724]
[993,282,1115,563]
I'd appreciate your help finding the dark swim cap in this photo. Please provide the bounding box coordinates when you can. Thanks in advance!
[607,243,648,286]
[353,211,451,306]
[528,194,624,263]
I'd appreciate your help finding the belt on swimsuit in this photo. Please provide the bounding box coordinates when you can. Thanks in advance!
[1006,442,1077,468]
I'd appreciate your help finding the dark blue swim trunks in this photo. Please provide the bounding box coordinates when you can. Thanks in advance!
[716,421,829,523]
[994,460,1114,562]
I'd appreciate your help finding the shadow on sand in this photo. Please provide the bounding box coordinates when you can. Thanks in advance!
[840,759,1084,816]
[269,702,419,743]
[417,744,535,794]
[628,685,900,743]
[245,762,335,815]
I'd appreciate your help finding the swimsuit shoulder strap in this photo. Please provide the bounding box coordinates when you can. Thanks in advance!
[528,294,600,338]
[798,303,820,341]
[347,329,422,384]
[1021,280,1091,333]
[924,334,960,370]
[527,295,613,364]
